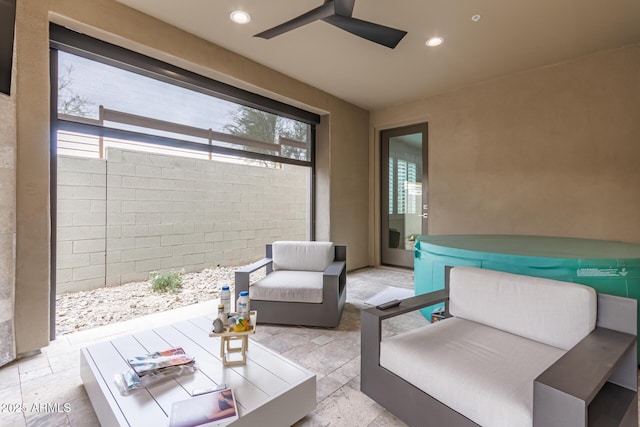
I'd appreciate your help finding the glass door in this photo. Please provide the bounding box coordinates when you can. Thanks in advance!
[381,123,428,268]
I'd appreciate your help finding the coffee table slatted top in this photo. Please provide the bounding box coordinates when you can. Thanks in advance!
[81,315,316,427]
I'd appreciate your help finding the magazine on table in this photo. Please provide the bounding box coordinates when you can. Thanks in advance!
[127,347,195,377]
[169,388,239,427]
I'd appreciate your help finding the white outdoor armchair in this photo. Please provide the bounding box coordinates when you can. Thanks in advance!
[235,241,347,327]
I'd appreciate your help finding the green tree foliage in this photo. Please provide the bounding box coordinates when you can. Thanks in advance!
[225,106,278,144]
[224,106,309,161]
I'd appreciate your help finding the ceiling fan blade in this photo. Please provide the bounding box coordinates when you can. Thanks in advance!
[333,0,355,17]
[323,15,407,48]
[254,2,336,39]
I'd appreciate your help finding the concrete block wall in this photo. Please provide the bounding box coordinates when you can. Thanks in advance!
[57,156,107,294]
[57,148,309,293]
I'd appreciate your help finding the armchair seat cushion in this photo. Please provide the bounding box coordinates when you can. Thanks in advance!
[250,270,324,304]
[380,317,566,427]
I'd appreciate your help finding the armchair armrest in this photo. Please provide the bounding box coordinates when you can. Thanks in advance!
[322,260,346,303]
[324,260,345,277]
[236,257,272,274]
[323,245,347,291]
[534,327,637,426]
[235,257,272,295]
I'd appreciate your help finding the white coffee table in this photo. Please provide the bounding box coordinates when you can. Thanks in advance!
[80,315,316,426]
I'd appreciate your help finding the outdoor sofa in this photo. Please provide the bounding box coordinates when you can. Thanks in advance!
[361,266,638,426]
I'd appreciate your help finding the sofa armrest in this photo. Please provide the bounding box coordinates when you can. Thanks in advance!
[235,257,272,295]
[361,289,449,374]
[364,264,453,322]
[534,327,637,426]
[363,289,449,321]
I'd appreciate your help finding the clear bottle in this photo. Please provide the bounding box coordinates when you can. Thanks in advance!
[217,303,227,326]
[220,285,231,315]
[237,291,250,323]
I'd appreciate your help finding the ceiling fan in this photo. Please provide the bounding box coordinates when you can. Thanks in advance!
[254,0,407,49]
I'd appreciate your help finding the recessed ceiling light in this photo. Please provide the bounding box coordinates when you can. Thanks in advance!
[426,37,444,47]
[471,15,481,22]
[230,10,251,24]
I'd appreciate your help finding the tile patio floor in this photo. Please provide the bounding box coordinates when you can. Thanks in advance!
[3,267,638,426]
[0,267,427,427]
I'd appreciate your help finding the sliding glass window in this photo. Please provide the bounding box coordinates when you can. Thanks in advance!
[49,23,319,307]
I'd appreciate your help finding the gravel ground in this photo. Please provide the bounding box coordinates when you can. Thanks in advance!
[55,266,262,335]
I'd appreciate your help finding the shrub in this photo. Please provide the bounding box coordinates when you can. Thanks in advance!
[149,270,183,293]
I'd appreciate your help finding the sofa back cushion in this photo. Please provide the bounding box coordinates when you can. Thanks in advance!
[449,267,597,350]
[272,241,335,272]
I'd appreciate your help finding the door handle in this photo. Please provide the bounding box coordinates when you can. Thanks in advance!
[420,213,428,219]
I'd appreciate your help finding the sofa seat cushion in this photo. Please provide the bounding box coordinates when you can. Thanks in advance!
[250,271,323,303]
[380,317,566,427]
[272,241,334,272]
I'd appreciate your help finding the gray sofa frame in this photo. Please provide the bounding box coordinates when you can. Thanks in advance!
[235,244,347,328]
[361,267,638,427]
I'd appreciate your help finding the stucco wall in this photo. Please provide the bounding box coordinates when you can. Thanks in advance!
[0,46,16,366]
[371,43,640,249]
[13,0,369,353]
[57,149,309,293]
[14,0,52,354]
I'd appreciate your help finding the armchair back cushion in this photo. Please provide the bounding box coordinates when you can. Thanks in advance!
[449,267,597,350]
[272,241,335,272]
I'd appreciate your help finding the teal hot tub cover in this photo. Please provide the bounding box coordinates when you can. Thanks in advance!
[414,234,640,359]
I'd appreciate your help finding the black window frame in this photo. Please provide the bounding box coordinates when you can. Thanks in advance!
[50,23,319,167]
[49,22,318,338]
